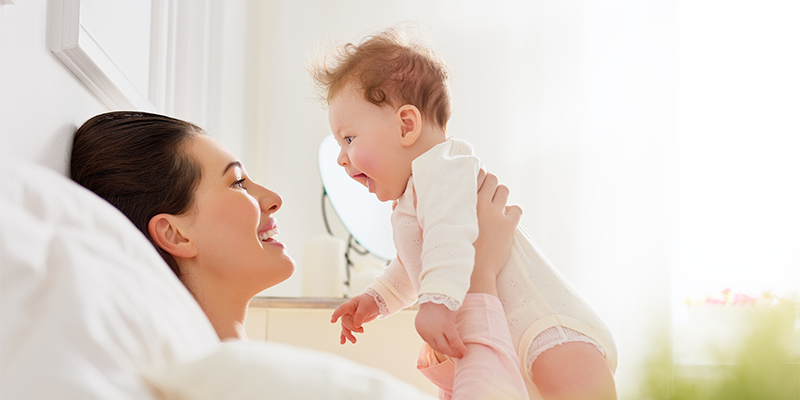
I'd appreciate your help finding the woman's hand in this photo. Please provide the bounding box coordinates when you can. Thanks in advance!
[331,293,380,344]
[470,169,522,295]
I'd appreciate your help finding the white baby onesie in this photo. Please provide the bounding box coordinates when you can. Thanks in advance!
[365,138,618,384]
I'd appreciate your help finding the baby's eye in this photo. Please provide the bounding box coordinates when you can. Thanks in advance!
[345,136,353,144]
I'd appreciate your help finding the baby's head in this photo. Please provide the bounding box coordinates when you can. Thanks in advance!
[311,27,453,202]
[311,26,452,131]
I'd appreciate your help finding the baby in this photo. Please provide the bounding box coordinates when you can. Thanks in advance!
[314,27,618,399]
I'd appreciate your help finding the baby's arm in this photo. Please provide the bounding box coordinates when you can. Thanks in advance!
[414,141,480,309]
[331,257,417,344]
[330,294,379,344]
[418,171,527,400]
[412,141,481,359]
[413,169,522,361]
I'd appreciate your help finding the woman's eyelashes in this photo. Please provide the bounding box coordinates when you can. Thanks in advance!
[232,178,246,189]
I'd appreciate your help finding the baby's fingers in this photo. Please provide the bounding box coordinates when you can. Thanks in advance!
[430,337,460,360]
[331,301,354,323]
[331,308,344,323]
[444,328,467,359]
[340,330,357,345]
[340,315,363,333]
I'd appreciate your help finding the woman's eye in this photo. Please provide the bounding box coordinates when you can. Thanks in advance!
[345,136,353,144]
[233,178,246,189]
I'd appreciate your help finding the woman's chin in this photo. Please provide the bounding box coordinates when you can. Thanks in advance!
[270,257,297,283]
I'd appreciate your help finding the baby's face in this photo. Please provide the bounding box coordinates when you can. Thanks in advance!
[328,86,413,202]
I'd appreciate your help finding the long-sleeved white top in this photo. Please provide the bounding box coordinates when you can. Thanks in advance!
[366,138,479,315]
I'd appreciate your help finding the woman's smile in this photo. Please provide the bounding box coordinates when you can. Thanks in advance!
[258,219,284,248]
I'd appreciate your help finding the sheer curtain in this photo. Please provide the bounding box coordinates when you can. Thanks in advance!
[672,0,800,305]
[252,0,799,397]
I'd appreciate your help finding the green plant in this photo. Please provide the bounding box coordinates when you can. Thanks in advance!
[641,297,799,400]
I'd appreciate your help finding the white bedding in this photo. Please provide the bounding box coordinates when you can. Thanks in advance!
[0,159,434,400]
[0,158,220,399]
[143,340,436,400]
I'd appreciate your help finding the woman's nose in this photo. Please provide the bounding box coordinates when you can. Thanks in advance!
[258,186,282,213]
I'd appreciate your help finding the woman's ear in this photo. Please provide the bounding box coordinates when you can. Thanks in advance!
[396,105,422,147]
[148,214,198,259]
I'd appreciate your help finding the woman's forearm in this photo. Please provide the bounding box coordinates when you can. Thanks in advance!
[468,270,498,296]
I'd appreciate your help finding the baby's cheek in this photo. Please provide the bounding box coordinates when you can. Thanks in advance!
[353,150,382,173]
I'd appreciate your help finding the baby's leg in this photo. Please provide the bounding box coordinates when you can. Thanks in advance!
[531,341,616,400]
[499,230,618,398]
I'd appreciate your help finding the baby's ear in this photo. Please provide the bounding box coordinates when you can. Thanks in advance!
[148,214,198,259]
[396,105,422,147]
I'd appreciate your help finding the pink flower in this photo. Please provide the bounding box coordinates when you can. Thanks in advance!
[732,294,756,306]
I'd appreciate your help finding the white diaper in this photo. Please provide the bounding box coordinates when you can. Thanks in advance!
[526,325,605,373]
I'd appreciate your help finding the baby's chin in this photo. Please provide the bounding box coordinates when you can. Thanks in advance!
[375,191,402,203]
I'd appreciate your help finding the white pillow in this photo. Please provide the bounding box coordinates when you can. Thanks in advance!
[142,340,437,400]
[0,158,220,400]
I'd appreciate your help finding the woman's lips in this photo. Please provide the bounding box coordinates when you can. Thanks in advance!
[260,231,285,249]
[258,219,284,248]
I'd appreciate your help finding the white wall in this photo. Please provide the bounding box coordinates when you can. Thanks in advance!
[0,0,254,175]
[0,1,106,173]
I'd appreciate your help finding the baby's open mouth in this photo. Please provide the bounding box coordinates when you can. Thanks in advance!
[352,173,372,190]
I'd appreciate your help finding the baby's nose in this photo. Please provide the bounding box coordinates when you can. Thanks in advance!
[337,150,348,166]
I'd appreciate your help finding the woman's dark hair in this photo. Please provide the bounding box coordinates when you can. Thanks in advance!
[70,111,204,277]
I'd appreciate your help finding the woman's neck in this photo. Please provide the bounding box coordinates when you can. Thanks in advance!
[200,297,249,340]
[182,275,250,340]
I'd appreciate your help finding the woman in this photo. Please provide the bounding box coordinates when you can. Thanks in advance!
[70,111,529,399]
[71,112,294,339]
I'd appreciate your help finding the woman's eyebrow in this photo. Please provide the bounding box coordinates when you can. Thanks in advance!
[222,161,243,177]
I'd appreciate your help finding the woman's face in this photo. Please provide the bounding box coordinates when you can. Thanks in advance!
[179,135,295,298]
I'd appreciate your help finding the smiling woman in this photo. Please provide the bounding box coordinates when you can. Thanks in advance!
[158,135,293,295]
[151,135,296,339]
[70,111,296,340]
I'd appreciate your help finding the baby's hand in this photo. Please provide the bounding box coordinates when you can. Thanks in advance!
[331,294,379,345]
[415,302,467,359]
